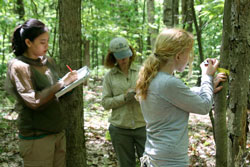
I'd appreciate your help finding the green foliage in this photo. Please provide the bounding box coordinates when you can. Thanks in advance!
[105,131,111,141]
[194,0,224,59]
[0,0,225,92]
[0,0,224,81]
[0,0,225,125]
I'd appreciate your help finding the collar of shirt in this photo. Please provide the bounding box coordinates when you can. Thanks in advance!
[111,63,138,75]
[18,55,48,66]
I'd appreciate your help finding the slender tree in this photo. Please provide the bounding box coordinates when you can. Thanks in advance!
[147,0,157,49]
[181,0,193,32]
[173,0,179,25]
[1,27,7,77]
[214,0,231,166]
[58,0,86,166]
[50,5,59,58]
[191,0,204,64]
[163,0,179,27]
[190,0,204,86]
[84,39,90,67]
[163,0,173,27]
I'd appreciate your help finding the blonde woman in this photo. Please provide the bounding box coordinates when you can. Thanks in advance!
[136,28,226,167]
[101,37,146,167]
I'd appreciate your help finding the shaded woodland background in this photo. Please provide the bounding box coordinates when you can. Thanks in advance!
[0,0,249,166]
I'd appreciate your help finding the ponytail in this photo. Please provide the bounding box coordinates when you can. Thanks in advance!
[12,25,27,56]
[136,55,165,100]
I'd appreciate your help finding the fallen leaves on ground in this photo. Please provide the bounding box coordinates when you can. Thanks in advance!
[0,79,249,167]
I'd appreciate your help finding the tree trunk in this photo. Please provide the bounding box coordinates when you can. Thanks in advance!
[191,0,204,86]
[214,0,231,166]
[58,0,86,166]
[91,39,95,69]
[163,0,179,27]
[95,32,99,79]
[163,0,173,27]
[1,27,7,77]
[51,6,59,58]
[181,0,193,32]
[147,0,157,50]
[173,0,179,25]
[191,0,203,64]
[84,40,90,67]
[134,0,143,62]
[139,0,147,62]
[227,1,250,166]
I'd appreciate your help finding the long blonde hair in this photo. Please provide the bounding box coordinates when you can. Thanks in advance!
[136,28,194,100]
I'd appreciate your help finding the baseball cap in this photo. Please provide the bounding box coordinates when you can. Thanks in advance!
[109,37,132,59]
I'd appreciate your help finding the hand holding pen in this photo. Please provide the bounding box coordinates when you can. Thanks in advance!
[66,65,73,72]
[61,65,78,86]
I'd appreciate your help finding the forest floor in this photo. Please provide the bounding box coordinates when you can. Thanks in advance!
[0,79,250,167]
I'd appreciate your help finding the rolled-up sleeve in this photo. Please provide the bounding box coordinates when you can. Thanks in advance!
[8,60,62,110]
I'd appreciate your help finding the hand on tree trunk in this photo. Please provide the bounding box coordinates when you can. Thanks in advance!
[213,72,227,94]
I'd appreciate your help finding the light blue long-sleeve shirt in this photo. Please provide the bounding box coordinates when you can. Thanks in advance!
[140,72,213,166]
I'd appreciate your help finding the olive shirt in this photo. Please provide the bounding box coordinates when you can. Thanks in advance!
[101,64,146,129]
[140,72,214,166]
[6,55,65,137]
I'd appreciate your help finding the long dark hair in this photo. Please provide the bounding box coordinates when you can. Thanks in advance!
[11,19,48,56]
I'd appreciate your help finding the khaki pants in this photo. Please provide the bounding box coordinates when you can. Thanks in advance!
[19,131,66,167]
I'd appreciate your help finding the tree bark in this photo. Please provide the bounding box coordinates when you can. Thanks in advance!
[214,0,231,166]
[138,0,147,62]
[147,0,157,50]
[134,0,143,63]
[91,38,95,69]
[173,0,179,25]
[163,0,179,27]
[95,32,99,79]
[84,40,90,67]
[1,27,7,77]
[191,0,204,86]
[227,1,250,166]
[58,0,86,166]
[163,0,173,27]
[181,0,193,32]
[191,0,203,64]
[51,6,59,58]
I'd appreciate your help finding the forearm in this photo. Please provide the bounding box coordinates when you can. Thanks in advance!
[101,94,127,110]
[21,81,64,110]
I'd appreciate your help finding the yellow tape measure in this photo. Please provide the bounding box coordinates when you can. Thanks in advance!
[217,68,230,75]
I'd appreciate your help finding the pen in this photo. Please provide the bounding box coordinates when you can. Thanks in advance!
[66,65,73,72]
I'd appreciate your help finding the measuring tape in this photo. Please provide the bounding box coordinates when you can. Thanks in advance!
[217,68,230,75]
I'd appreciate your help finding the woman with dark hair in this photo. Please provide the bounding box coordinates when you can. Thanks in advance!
[5,18,77,167]
[101,37,146,167]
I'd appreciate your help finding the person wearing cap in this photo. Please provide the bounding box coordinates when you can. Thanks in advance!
[101,37,146,167]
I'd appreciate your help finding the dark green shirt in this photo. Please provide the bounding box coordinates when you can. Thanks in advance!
[6,55,66,137]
